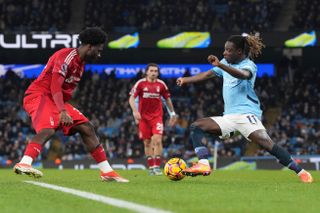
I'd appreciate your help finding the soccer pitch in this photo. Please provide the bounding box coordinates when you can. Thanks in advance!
[1,169,319,213]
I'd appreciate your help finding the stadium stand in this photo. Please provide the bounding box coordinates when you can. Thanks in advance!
[290,0,320,30]
[83,0,283,32]
[1,0,312,33]
[0,0,71,32]
[1,60,319,164]
[0,0,319,165]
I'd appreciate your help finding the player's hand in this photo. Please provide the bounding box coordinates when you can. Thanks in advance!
[176,77,185,86]
[168,115,177,127]
[208,55,220,66]
[133,111,141,124]
[59,110,73,126]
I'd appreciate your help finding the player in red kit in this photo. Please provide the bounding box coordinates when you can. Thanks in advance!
[129,63,177,175]
[13,27,129,182]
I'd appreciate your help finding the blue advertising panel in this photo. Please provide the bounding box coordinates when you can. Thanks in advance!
[0,64,274,78]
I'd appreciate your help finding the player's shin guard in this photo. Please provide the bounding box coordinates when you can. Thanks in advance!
[190,124,209,160]
[147,156,154,168]
[23,142,43,162]
[91,144,107,163]
[154,155,161,167]
[195,146,209,160]
[91,144,112,173]
[269,144,302,174]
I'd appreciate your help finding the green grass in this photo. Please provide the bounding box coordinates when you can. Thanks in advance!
[0,169,319,213]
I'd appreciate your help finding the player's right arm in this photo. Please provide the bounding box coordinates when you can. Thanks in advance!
[51,51,73,126]
[128,82,142,124]
[176,70,215,86]
[208,55,252,79]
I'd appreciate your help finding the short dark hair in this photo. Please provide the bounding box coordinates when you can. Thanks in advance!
[146,63,159,72]
[78,27,107,45]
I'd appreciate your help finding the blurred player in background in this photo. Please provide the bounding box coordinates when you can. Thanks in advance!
[177,34,313,183]
[129,63,177,175]
[14,27,129,182]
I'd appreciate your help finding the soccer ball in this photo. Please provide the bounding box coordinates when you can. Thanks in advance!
[164,158,187,181]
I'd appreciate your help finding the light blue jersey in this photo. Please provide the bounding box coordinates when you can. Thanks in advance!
[212,58,262,118]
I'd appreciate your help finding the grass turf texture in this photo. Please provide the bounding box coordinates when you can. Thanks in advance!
[0,169,319,213]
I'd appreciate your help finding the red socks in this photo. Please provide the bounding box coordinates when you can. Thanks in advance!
[90,144,107,163]
[147,156,154,168]
[147,156,162,168]
[155,155,161,167]
[24,142,108,165]
[24,142,43,159]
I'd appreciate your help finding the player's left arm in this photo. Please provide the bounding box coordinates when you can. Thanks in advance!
[160,81,177,126]
[164,97,177,127]
[208,55,252,79]
[51,52,73,126]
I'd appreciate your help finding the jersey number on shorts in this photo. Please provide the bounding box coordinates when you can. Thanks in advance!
[246,115,258,124]
[156,123,163,132]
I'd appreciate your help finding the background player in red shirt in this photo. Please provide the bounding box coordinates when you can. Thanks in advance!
[13,27,129,182]
[129,63,177,175]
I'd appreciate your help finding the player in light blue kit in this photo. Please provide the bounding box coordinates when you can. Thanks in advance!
[176,34,313,183]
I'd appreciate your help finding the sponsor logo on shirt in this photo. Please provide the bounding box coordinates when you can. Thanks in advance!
[65,76,80,83]
[143,92,160,98]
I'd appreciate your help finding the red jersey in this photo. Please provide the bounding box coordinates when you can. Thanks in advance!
[130,78,170,120]
[26,48,85,102]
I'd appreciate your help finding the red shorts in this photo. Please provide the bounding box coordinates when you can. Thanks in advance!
[138,117,163,140]
[23,93,89,135]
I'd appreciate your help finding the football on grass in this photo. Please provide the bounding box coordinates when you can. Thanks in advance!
[164,158,187,181]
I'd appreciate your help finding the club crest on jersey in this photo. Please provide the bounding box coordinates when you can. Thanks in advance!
[60,63,68,75]
[143,87,148,91]
[156,86,160,92]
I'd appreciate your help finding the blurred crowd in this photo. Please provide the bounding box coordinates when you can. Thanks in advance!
[84,0,215,33]
[213,0,283,32]
[265,66,320,156]
[290,0,320,31]
[84,0,283,33]
[1,0,286,33]
[0,0,70,32]
[1,60,319,165]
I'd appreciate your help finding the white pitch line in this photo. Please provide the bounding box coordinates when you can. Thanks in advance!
[25,181,172,213]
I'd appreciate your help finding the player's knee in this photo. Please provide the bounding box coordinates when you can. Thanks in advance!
[37,129,55,141]
[79,122,96,136]
[256,137,273,151]
[190,122,202,132]
[190,122,197,129]
[153,139,162,147]
[144,140,152,147]
[191,119,220,135]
